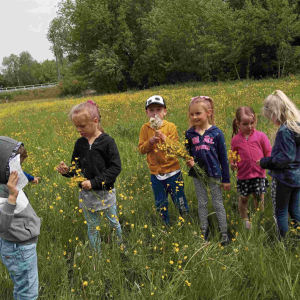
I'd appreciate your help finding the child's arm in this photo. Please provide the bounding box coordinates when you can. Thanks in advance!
[57,144,80,177]
[259,129,296,170]
[217,132,231,188]
[230,141,238,171]
[23,171,41,184]
[23,171,34,182]
[261,133,272,157]
[89,138,122,190]
[162,123,179,144]
[0,172,18,233]
[185,132,194,168]
[56,161,71,175]
[138,125,156,154]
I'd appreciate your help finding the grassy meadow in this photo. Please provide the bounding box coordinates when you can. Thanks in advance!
[1,77,300,299]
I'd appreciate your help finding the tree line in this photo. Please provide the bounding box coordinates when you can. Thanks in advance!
[0,52,60,88]
[3,0,300,93]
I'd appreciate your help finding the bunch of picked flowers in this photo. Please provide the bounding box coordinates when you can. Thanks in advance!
[66,162,87,189]
[150,114,163,130]
[228,150,241,165]
[157,137,221,186]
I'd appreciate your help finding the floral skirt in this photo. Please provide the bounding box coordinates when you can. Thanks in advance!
[237,177,269,197]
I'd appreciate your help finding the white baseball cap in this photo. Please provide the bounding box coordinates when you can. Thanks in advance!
[145,95,166,109]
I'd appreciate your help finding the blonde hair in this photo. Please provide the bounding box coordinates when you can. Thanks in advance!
[188,96,215,128]
[68,100,104,132]
[263,90,300,134]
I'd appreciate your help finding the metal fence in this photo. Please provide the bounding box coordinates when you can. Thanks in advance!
[0,82,58,93]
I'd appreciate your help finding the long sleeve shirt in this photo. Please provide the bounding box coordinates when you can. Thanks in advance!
[185,126,230,183]
[231,129,272,180]
[260,124,300,187]
[138,120,181,174]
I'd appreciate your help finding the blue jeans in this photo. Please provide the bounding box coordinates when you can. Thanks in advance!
[151,172,189,225]
[271,178,300,238]
[83,204,122,252]
[0,238,38,300]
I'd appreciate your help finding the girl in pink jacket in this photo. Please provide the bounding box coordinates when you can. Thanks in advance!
[231,107,272,229]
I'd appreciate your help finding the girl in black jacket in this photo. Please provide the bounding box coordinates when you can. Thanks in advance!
[57,100,123,252]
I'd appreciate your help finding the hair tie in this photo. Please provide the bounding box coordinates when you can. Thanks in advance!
[87,100,95,105]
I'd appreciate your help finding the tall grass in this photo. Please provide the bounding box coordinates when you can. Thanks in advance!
[1,77,300,299]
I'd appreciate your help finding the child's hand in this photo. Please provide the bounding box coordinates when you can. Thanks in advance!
[230,162,237,171]
[81,180,92,190]
[222,183,231,191]
[32,177,41,184]
[149,136,160,145]
[186,158,195,168]
[155,130,166,142]
[56,161,69,174]
[256,160,261,166]
[7,171,19,204]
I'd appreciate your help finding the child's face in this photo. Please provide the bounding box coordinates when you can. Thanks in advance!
[189,103,211,127]
[72,111,98,139]
[145,104,167,120]
[237,114,256,136]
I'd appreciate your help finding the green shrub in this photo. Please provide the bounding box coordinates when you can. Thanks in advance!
[58,76,88,96]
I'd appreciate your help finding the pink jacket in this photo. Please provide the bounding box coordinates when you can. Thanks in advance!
[231,129,272,180]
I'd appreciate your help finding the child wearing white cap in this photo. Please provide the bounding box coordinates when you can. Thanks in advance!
[138,95,189,225]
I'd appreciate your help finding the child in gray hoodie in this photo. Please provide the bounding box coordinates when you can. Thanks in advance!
[0,136,40,300]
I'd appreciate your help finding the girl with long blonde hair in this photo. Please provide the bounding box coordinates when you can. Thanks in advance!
[258,90,300,238]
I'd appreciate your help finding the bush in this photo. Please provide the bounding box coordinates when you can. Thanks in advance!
[0,92,13,100]
[58,76,88,96]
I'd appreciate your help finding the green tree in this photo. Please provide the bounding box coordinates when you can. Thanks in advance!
[19,51,38,85]
[32,60,57,83]
[2,54,21,86]
[263,0,300,77]
[54,0,155,92]
[47,16,70,80]
[132,0,233,84]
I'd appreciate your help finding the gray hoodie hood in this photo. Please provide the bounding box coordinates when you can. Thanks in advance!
[0,136,22,198]
[0,136,22,182]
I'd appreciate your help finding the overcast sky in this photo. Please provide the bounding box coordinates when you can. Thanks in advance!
[1,0,61,65]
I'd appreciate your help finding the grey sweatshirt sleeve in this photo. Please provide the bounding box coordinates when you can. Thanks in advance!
[0,201,16,233]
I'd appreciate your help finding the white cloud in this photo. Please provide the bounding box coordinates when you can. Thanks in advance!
[28,0,60,15]
[29,23,44,32]
[0,0,61,63]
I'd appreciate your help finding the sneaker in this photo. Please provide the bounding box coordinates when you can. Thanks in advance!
[221,233,230,245]
[244,219,251,230]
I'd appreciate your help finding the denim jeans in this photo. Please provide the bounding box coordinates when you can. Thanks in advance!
[151,171,189,225]
[0,238,38,300]
[83,204,122,252]
[271,178,300,238]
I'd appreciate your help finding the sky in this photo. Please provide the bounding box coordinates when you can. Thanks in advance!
[1,0,61,65]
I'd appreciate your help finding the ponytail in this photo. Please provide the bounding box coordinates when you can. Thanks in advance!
[232,118,239,137]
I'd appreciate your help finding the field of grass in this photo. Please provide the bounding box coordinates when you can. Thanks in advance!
[1,77,300,299]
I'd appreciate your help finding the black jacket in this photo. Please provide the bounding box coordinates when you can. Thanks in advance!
[65,133,122,190]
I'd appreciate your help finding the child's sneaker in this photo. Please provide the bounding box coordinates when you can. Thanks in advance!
[221,233,230,245]
[244,219,251,230]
